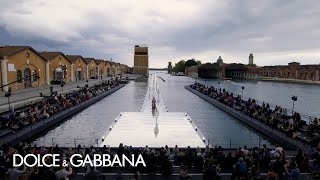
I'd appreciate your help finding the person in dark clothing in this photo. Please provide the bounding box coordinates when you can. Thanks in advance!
[272,156,285,179]
[85,166,101,180]
[194,153,204,170]
[160,159,173,176]
[203,163,219,180]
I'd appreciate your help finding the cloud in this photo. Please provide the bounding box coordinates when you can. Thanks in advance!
[0,0,319,67]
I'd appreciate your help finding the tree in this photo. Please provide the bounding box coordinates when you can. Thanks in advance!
[185,58,199,67]
[173,60,186,72]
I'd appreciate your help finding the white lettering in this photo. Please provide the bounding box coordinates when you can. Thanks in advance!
[122,154,134,167]
[102,154,111,166]
[13,154,23,167]
[42,154,53,167]
[24,154,37,167]
[52,154,60,167]
[136,154,146,167]
[70,154,83,167]
[93,154,102,167]
[112,154,122,167]
[83,155,93,167]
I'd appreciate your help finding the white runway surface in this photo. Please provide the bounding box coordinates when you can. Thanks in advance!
[100,74,206,148]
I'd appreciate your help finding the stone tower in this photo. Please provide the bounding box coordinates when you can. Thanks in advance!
[168,62,172,74]
[249,53,254,65]
[133,45,149,75]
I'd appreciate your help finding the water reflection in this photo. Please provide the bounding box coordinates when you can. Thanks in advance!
[32,71,319,148]
[154,107,159,138]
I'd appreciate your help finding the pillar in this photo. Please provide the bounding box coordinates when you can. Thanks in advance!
[295,70,298,79]
[86,65,89,79]
[1,58,8,92]
[97,66,100,76]
[316,70,319,81]
[45,61,50,85]
[70,64,74,81]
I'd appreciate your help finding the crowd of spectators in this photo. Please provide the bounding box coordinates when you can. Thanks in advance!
[0,142,312,180]
[0,79,119,137]
[190,82,320,147]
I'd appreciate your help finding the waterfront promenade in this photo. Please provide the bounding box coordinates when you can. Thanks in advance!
[0,80,125,145]
[185,83,316,150]
[1,74,318,180]
[259,76,320,85]
[0,79,103,113]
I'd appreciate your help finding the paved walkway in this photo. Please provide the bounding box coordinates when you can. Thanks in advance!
[0,77,117,113]
[141,74,168,113]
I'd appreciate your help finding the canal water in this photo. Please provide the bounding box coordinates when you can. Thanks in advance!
[33,71,320,148]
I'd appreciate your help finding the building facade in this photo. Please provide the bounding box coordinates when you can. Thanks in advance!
[0,46,47,91]
[95,59,106,78]
[185,56,258,79]
[66,55,88,81]
[259,62,320,81]
[39,52,72,83]
[83,58,98,79]
[133,45,148,75]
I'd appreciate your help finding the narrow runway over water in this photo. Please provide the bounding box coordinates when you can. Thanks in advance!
[100,74,206,148]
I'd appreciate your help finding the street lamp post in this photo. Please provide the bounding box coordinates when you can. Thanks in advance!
[291,95,298,115]
[61,81,65,93]
[50,86,53,95]
[241,86,245,99]
[5,87,12,111]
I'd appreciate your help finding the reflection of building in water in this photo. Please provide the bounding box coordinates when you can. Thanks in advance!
[133,45,148,75]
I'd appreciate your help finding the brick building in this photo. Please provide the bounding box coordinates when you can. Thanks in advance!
[39,52,72,83]
[0,46,47,91]
[133,45,148,75]
[65,55,88,81]
[259,62,320,81]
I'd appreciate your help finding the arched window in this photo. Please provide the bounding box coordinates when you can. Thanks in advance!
[33,70,38,82]
[17,70,22,83]
[24,68,31,87]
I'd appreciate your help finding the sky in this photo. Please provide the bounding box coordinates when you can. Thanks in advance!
[0,0,320,68]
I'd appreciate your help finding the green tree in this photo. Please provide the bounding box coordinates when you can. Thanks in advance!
[173,60,186,72]
[185,58,199,67]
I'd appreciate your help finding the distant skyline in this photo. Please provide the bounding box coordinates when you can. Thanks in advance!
[0,0,319,68]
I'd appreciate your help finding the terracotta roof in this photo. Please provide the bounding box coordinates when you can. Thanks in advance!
[65,55,86,64]
[298,65,320,70]
[83,58,96,64]
[95,59,104,65]
[39,51,72,63]
[0,45,46,62]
